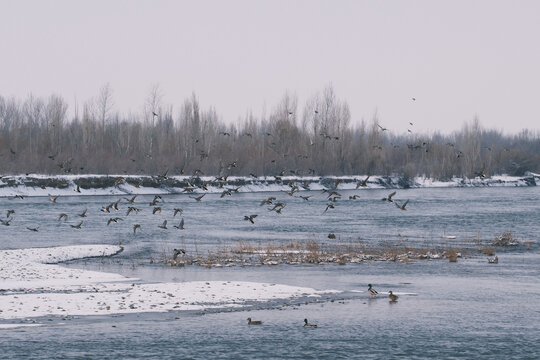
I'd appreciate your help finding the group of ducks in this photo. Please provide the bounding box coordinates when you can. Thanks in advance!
[368,284,399,302]
[246,317,317,328]
[246,284,399,327]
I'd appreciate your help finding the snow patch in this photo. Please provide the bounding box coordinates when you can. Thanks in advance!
[0,245,339,322]
[0,173,538,198]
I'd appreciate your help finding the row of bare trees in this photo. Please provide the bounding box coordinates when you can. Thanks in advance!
[1,85,539,179]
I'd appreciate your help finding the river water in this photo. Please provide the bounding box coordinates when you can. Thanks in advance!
[1,187,539,359]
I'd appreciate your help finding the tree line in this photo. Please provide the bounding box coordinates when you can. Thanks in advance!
[1,84,539,179]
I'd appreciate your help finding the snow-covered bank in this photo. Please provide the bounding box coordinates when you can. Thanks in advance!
[0,173,539,197]
[0,245,338,323]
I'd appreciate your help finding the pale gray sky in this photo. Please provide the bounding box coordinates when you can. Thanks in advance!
[1,0,540,133]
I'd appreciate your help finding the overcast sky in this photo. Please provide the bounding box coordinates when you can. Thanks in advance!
[1,0,540,134]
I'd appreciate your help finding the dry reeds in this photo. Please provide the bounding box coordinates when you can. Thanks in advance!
[446,248,458,262]
[152,232,528,269]
[480,247,495,256]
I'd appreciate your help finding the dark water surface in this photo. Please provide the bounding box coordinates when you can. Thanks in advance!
[1,187,540,359]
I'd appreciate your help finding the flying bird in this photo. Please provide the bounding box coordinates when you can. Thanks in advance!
[323,204,335,213]
[356,175,370,188]
[243,215,257,224]
[125,195,138,204]
[395,199,409,210]
[260,197,276,206]
[6,209,15,218]
[101,204,112,213]
[113,199,121,211]
[58,213,68,221]
[382,191,396,202]
[220,189,232,198]
[49,194,58,203]
[126,207,140,216]
[70,221,83,229]
[190,194,206,202]
[26,226,39,232]
[107,217,123,225]
[173,218,185,230]
[268,202,285,212]
[133,224,141,234]
[78,208,88,217]
[158,220,168,229]
[173,208,183,217]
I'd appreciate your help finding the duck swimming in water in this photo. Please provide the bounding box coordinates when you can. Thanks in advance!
[303,319,317,328]
[388,291,398,302]
[247,317,262,325]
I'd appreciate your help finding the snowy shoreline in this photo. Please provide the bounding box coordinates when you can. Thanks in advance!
[1,173,538,197]
[0,245,339,326]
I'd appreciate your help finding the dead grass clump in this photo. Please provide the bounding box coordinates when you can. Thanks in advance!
[285,240,302,250]
[305,240,320,253]
[480,247,495,256]
[231,241,258,254]
[446,248,458,262]
[383,248,401,261]
[305,240,320,263]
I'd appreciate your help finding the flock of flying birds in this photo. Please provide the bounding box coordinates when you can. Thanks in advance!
[2,114,419,234]
[0,171,408,241]
[0,192,187,234]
